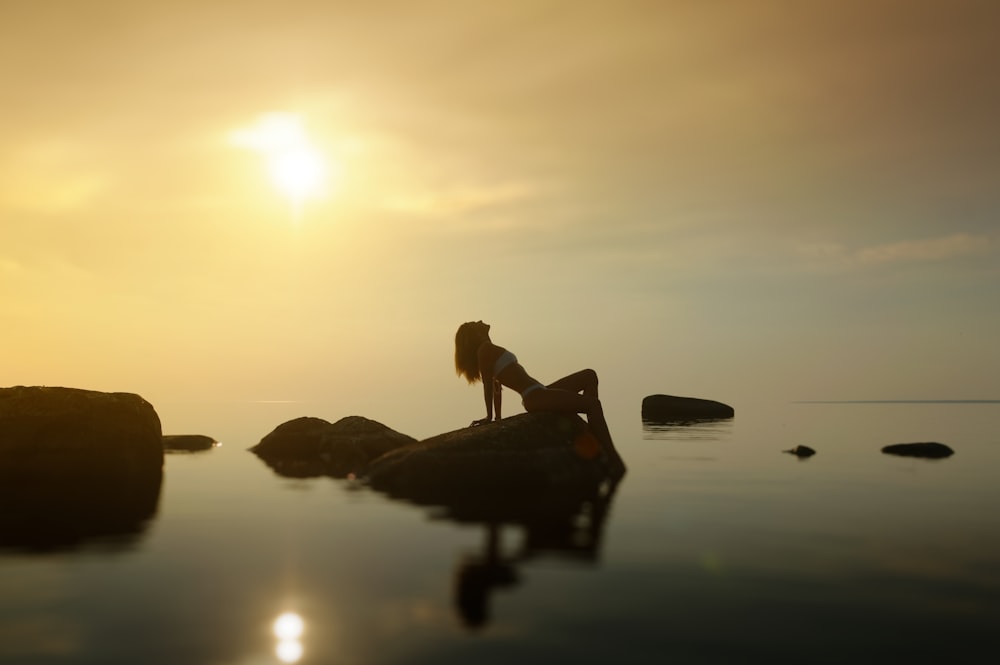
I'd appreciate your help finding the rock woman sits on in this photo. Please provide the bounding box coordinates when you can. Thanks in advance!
[453,320,616,453]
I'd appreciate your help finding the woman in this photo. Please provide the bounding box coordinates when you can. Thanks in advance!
[453,320,615,451]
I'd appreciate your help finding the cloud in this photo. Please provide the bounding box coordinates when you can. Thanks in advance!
[0,139,111,214]
[381,181,537,218]
[855,233,993,265]
[796,232,995,270]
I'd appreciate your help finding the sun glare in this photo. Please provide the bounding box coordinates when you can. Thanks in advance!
[230,113,333,207]
[273,612,305,640]
[270,147,326,200]
[272,611,305,663]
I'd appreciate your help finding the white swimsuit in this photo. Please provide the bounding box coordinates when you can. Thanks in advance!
[493,350,518,376]
[492,349,545,402]
[520,383,545,400]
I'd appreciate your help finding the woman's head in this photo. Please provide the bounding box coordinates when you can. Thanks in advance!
[455,321,489,383]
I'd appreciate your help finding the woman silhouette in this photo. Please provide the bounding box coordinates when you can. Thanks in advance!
[454,320,615,451]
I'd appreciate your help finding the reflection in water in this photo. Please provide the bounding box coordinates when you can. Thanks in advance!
[273,612,305,663]
[443,476,621,630]
[454,524,520,629]
[452,477,620,629]
[276,639,303,664]
[642,417,734,441]
[0,462,163,553]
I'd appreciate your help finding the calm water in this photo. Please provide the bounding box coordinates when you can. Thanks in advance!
[2,399,999,664]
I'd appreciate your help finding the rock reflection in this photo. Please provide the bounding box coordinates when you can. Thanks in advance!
[0,462,163,553]
[371,465,619,631]
[450,476,621,629]
[642,417,733,441]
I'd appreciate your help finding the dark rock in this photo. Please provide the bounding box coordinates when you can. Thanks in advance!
[0,385,163,551]
[784,445,816,458]
[881,442,954,459]
[366,413,626,631]
[641,394,734,422]
[0,386,163,476]
[163,434,217,453]
[250,415,416,478]
[365,412,626,512]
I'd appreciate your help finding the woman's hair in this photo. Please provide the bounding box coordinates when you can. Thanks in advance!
[454,322,483,384]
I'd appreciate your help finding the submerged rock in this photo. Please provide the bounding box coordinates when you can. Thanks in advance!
[163,434,217,453]
[641,394,734,422]
[250,415,416,478]
[365,412,626,512]
[0,385,164,551]
[784,445,816,458]
[881,442,954,459]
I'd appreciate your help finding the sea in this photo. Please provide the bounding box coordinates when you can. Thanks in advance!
[2,397,999,664]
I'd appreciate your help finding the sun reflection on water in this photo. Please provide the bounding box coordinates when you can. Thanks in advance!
[276,640,303,664]
[272,612,305,663]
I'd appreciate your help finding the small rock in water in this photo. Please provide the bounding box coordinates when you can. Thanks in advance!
[163,434,217,452]
[881,442,954,459]
[783,445,816,458]
[642,394,734,421]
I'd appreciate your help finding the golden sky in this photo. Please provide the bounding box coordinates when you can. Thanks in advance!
[3,1,998,434]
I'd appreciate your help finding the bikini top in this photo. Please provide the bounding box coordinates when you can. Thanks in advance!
[493,349,517,377]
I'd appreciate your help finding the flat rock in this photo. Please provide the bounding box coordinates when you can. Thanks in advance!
[365,412,626,513]
[250,415,416,478]
[881,442,954,459]
[641,394,734,422]
[163,434,217,453]
[0,385,164,551]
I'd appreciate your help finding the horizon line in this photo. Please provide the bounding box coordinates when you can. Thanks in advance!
[793,399,1000,404]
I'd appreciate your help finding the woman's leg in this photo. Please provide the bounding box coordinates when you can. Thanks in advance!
[546,368,599,398]
[523,387,613,450]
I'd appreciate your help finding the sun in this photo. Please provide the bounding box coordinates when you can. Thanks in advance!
[269,147,326,201]
[230,113,333,206]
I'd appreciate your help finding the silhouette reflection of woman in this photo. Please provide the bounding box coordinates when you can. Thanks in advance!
[454,523,518,629]
[454,321,615,453]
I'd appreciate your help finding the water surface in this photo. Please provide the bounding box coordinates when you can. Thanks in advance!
[2,399,998,664]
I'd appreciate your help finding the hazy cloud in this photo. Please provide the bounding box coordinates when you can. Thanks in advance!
[796,232,996,269]
[855,233,993,265]
[382,181,538,218]
[0,139,111,214]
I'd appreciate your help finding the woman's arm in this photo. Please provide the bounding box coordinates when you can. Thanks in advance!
[493,379,503,421]
[472,343,497,426]
[469,379,493,426]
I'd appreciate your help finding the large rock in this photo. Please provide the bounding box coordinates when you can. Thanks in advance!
[367,414,627,633]
[641,394,735,422]
[0,386,164,551]
[365,412,626,514]
[250,415,416,478]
